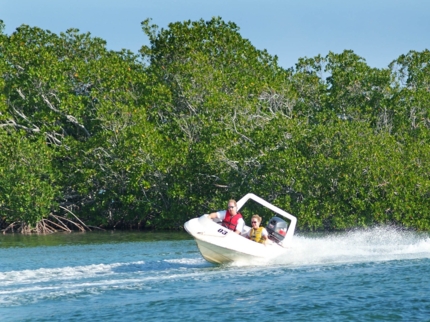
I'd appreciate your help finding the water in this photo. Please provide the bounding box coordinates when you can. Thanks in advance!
[1,227,430,321]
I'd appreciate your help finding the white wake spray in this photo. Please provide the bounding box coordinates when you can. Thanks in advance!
[270,226,430,266]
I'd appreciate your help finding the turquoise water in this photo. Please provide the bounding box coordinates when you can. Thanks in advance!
[1,228,430,321]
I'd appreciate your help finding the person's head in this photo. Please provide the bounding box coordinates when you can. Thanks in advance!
[251,214,262,228]
[227,199,237,215]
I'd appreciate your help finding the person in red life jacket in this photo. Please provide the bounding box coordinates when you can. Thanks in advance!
[207,199,245,234]
[247,214,269,244]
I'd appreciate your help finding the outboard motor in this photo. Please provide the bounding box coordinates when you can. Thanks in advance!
[266,217,289,243]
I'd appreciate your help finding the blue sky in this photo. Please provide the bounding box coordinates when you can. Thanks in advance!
[2,0,429,70]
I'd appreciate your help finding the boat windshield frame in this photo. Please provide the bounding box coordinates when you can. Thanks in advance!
[236,193,297,245]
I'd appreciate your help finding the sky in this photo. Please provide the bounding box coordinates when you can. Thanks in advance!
[1,0,429,70]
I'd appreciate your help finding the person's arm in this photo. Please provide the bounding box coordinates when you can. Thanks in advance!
[207,212,218,219]
[235,218,245,234]
[262,228,269,244]
[246,229,251,239]
[208,210,226,220]
[262,228,269,238]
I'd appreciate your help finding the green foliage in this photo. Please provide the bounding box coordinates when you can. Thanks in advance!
[139,17,293,222]
[1,18,429,232]
[389,50,430,139]
[1,24,161,229]
[0,131,60,224]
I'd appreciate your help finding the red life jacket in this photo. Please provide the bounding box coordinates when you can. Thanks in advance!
[222,211,243,231]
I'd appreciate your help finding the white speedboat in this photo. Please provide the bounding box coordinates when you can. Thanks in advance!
[184,193,297,264]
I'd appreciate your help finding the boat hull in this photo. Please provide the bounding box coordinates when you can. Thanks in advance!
[184,193,297,265]
[184,215,287,264]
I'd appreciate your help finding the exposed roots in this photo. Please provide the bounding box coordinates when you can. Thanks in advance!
[1,212,99,234]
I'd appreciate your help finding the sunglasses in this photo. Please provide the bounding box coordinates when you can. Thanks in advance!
[227,206,235,209]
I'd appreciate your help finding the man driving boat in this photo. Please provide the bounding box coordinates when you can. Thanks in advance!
[207,199,245,234]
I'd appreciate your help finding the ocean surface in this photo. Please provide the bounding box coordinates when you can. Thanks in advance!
[1,227,430,321]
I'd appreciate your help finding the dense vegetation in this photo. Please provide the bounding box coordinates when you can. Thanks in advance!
[1,17,429,233]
